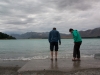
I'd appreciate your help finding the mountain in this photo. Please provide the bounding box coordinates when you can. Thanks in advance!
[80,27,100,38]
[0,32,16,39]
[10,27,100,39]
[11,32,70,39]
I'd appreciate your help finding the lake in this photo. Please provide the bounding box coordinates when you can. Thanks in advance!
[0,39,100,60]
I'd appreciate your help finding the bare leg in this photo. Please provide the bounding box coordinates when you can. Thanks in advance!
[51,51,53,60]
[55,51,58,59]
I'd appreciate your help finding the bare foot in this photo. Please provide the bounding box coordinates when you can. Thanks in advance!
[76,58,81,61]
[72,58,77,61]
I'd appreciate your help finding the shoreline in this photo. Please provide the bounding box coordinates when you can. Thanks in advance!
[0,58,100,75]
[18,68,100,75]
[0,66,100,75]
[0,60,28,75]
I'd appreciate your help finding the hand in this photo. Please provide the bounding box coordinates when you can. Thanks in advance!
[59,43,61,45]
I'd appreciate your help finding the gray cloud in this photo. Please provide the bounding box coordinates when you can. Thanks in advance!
[57,0,91,10]
[0,0,100,34]
[5,18,34,25]
[43,0,97,11]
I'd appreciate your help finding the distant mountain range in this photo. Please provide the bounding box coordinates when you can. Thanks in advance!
[10,27,100,39]
[80,27,100,38]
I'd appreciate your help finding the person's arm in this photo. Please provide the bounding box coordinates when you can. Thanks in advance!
[48,32,51,43]
[58,32,61,45]
[72,31,78,42]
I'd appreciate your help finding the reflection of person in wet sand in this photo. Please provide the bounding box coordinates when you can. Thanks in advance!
[73,61,81,69]
[50,60,58,70]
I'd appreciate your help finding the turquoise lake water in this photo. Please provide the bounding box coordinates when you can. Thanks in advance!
[0,39,100,60]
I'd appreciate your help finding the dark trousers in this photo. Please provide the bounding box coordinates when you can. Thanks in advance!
[73,42,82,58]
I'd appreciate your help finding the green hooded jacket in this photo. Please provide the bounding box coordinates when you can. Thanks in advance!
[72,30,82,42]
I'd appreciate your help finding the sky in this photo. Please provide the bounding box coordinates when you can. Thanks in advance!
[0,0,100,34]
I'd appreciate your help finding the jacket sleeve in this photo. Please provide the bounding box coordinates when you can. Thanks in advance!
[72,31,78,42]
[48,32,51,43]
[58,32,61,44]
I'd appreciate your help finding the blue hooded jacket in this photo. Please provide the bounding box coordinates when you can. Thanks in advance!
[49,30,61,44]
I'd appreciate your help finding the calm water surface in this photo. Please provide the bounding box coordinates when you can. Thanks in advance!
[0,39,100,60]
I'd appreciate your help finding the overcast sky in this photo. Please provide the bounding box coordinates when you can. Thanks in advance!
[0,0,100,34]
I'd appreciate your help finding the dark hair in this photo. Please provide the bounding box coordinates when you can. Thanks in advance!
[69,28,73,32]
[53,27,56,30]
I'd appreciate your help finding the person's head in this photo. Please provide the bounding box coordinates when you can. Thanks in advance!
[53,27,56,30]
[69,28,73,33]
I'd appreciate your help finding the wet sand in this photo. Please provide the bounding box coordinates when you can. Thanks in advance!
[18,58,100,72]
[18,58,100,75]
[0,58,100,75]
[0,60,28,75]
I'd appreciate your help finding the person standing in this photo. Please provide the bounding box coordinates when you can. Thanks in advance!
[69,28,82,61]
[49,27,61,60]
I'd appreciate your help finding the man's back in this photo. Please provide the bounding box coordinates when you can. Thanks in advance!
[49,30,61,43]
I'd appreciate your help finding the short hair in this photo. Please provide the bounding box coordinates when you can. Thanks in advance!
[53,27,56,30]
[69,28,73,32]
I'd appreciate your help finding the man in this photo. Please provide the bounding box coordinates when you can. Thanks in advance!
[49,27,61,60]
[69,28,82,61]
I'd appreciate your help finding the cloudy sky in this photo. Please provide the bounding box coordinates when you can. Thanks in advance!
[0,0,100,34]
